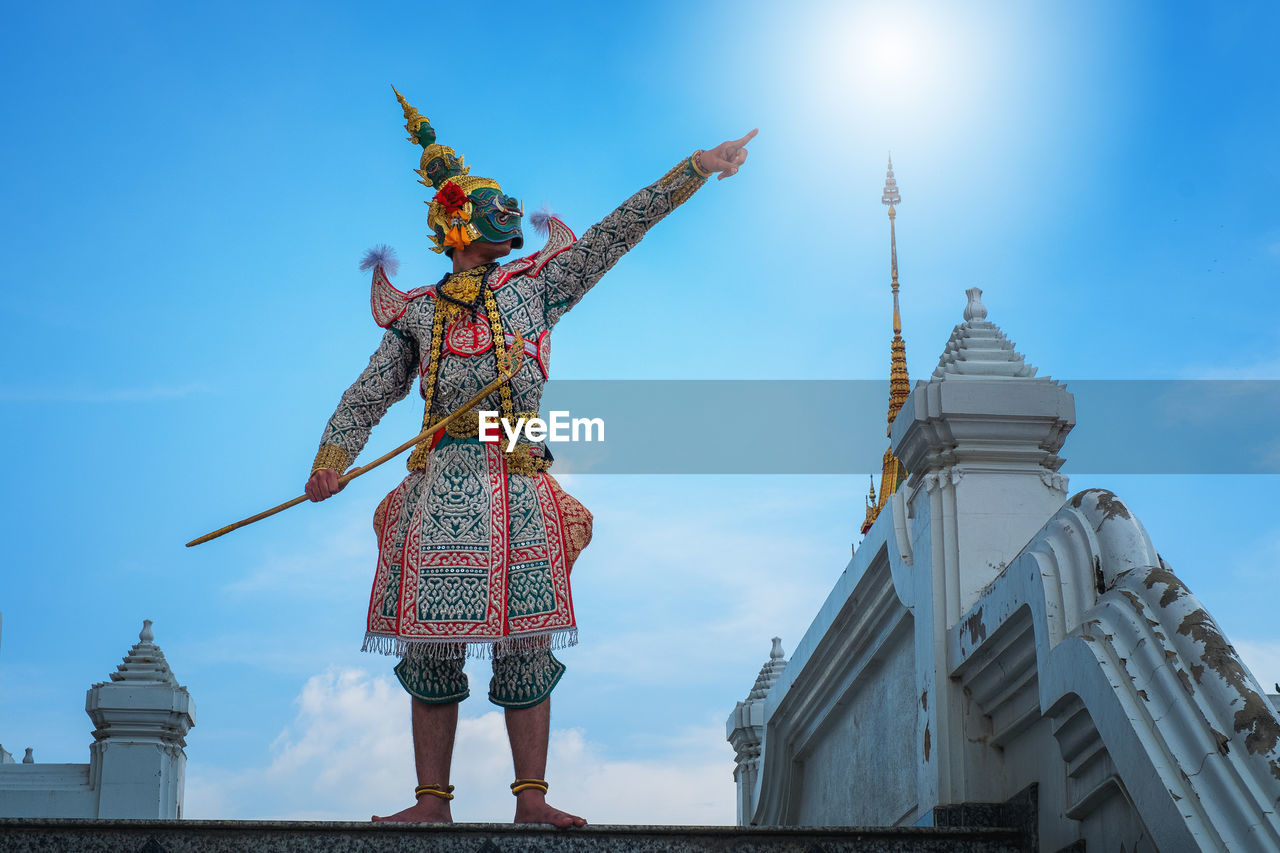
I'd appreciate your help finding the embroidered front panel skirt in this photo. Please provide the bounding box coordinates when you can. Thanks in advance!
[362,436,592,659]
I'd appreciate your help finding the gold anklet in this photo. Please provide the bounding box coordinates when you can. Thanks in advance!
[415,783,455,800]
[510,778,549,795]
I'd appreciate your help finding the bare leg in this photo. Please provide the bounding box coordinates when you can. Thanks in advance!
[372,698,457,822]
[505,698,586,828]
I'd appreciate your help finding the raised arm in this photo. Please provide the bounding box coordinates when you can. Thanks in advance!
[306,325,418,501]
[541,130,756,327]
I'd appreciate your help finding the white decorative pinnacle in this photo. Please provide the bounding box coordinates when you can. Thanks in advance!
[932,288,1038,380]
[882,154,901,207]
[963,286,988,322]
[747,637,788,701]
[104,619,178,686]
[728,637,790,824]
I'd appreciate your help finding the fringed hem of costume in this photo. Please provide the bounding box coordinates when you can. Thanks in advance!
[362,627,579,661]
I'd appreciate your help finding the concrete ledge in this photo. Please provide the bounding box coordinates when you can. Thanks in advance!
[0,819,1027,852]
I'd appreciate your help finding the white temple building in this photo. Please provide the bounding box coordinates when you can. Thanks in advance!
[728,163,1280,852]
[0,620,194,819]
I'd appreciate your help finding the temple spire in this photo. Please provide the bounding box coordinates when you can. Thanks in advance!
[863,156,910,536]
[883,153,901,337]
[881,154,908,424]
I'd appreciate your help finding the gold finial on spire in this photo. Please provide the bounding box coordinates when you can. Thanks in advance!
[391,84,427,145]
[862,155,910,536]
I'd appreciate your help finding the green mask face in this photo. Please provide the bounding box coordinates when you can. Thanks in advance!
[413,123,437,147]
[421,152,466,188]
[468,187,524,249]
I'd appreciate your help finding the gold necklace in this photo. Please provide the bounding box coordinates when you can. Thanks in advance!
[437,265,487,322]
[406,264,514,471]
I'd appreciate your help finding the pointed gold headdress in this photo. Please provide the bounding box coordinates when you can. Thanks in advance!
[392,86,520,255]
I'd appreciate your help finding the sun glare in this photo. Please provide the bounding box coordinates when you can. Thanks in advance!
[804,5,990,141]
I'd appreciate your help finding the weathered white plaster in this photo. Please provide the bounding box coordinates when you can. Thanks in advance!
[749,519,917,826]
[0,621,194,819]
[735,291,1280,852]
[943,490,1280,851]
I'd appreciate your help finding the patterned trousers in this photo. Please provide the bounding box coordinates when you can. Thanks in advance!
[394,646,566,709]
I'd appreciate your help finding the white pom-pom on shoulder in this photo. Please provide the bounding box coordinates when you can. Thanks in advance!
[359,244,399,277]
[529,207,555,236]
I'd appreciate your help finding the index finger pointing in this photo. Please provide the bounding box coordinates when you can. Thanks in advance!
[732,128,759,147]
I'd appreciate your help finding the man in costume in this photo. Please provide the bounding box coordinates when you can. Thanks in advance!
[304,87,755,827]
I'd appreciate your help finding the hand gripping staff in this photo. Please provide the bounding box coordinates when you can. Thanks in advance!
[186,337,525,548]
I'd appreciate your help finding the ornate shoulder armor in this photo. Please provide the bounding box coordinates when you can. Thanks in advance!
[370,262,410,328]
[490,216,577,288]
[362,246,434,328]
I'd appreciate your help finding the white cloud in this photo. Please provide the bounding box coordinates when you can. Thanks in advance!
[185,668,411,821]
[184,667,735,825]
[545,723,734,825]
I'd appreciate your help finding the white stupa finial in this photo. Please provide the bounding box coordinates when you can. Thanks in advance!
[746,638,789,700]
[933,289,1038,380]
[106,620,177,686]
[964,287,988,322]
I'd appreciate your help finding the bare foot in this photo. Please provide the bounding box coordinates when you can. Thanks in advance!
[372,798,453,823]
[513,790,586,828]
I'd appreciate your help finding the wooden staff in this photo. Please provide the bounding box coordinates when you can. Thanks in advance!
[187,343,524,548]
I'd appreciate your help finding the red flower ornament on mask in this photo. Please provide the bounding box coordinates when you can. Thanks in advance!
[435,183,469,218]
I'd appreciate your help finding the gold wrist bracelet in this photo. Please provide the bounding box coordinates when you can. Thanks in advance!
[690,150,713,179]
[311,444,350,475]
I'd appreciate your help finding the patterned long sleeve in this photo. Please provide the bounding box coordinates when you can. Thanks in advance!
[541,156,708,327]
[312,326,418,473]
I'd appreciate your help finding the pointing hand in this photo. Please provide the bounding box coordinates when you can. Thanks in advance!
[697,129,758,180]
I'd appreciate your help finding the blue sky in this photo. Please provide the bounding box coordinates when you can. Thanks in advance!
[1,0,1278,823]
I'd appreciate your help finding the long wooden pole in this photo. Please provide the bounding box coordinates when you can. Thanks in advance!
[186,351,523,548]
